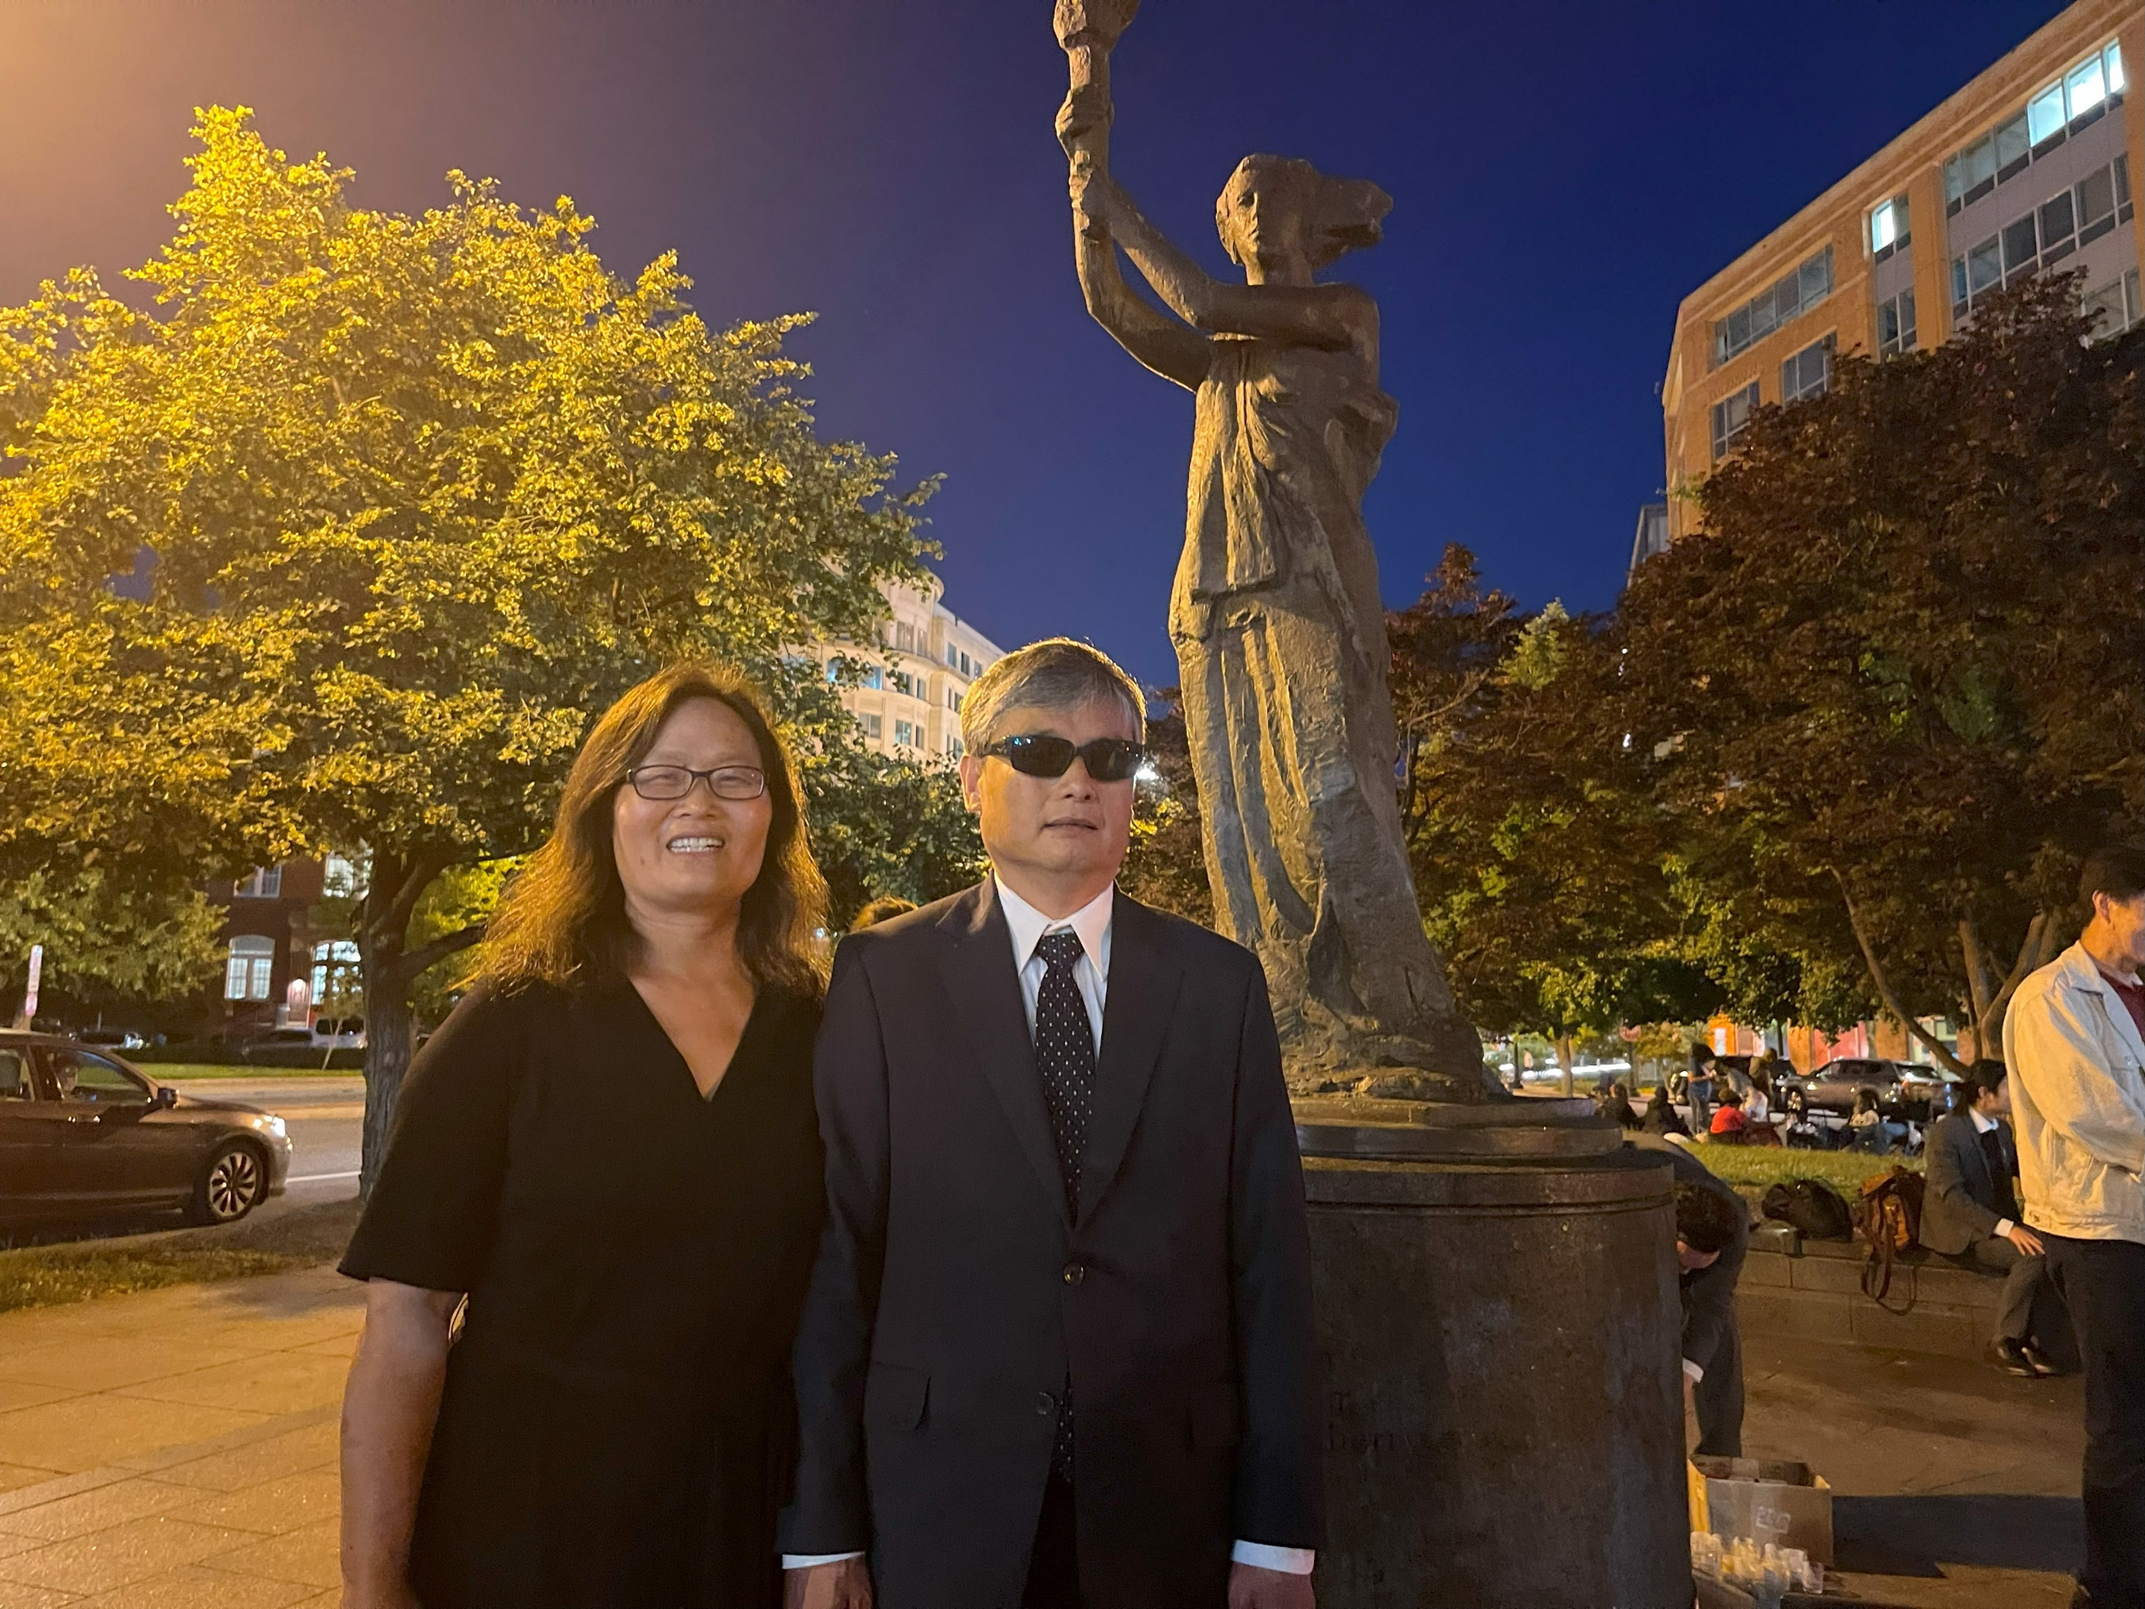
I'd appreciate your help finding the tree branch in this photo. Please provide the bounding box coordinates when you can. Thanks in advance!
[378,924,485,994]
[1975,909,2060,1052]
[1959,917,1994,1027]
[1832,870,1967,1075]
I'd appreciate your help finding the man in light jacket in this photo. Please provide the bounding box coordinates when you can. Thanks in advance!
[2005,845,2145,1609]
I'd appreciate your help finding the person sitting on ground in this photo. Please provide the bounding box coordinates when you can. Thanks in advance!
[1601,1082,1642,1131]
[1642,1083,1692,1139]
[1850,1087,1895,1155]
[1708,1089,1750,1143]
[1739,1081,1783,1147]
[1923,1061,2057,1379]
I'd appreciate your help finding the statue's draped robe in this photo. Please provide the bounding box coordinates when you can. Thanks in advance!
[1169,335,1475,1082]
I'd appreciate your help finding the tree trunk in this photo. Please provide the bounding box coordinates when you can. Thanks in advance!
[1831,872,1968,1076]
[1971,910,2063,1065]
[1555,1032,1577,1098]
[355,846,485,1198]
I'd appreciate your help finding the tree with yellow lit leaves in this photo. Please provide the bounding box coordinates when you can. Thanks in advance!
[0,108,930,1186]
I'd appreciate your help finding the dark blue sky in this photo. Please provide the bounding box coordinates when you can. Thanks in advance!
[1,0,2069,685]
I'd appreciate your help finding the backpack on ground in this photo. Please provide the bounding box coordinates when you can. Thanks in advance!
[1856,1166,1926,1305]
[1759,1178,1854,1242]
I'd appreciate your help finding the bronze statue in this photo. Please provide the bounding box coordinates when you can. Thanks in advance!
[1056,8,1487,1098]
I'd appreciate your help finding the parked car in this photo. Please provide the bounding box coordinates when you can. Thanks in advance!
[0,1030,291,1226]
[1775,1057,1957,1121]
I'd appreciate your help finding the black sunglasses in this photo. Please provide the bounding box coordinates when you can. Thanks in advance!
[983,734,1149,783]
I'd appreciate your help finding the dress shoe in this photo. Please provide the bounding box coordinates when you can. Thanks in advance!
[1993,1338,2039,1377]
[2019,1340,2061,1377]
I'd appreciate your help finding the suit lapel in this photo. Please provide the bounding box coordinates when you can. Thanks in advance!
[937,882,1069,1226]
[1079,894,1183,1227]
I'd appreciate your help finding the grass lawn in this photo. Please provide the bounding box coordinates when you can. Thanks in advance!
[0,1240,307,1314]
[137,1062,357,1080]
[0,1198,360,1314]
[1695,1144,1921,1196]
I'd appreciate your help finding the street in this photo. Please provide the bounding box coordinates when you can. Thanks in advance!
[1,1077,363,1251]
[179,1078,364,1208]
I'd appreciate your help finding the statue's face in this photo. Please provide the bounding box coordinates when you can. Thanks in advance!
[1220,176,1305,277]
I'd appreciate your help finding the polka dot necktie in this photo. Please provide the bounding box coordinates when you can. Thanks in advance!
[1033,928,1096,1220]
[1033,927,1094,1478]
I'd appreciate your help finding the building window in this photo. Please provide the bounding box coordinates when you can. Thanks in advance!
[234,867,282,900]
[894,621,916,653]
[893,720,915,748]
[225,935,275,1002]
[861,713,882,739]
[322,855,360,897]
[2083,270,2143,340]
[1712,247,1833,367]
[1954,159,2134,319]
[1868,194,1909,261]
[1710,382,1761,461]
[1876,290,1916,357]
[947,735,963,757]
[310,939,361,1008]
[1947,39,2127,215]
[1780,336,1833,404]
[959,651,974,676]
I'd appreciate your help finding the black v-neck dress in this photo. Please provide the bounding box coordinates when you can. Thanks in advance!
[341,979,825,1609]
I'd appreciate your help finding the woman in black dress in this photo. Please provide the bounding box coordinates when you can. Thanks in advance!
[339,663,829,1609]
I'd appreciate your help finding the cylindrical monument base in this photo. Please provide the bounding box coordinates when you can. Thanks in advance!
[1295,1097,1691,1609]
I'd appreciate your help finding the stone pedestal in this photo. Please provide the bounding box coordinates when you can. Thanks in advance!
[1295,1097,1692,1609]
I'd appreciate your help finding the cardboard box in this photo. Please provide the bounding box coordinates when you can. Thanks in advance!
[1688,1457,1834,1565]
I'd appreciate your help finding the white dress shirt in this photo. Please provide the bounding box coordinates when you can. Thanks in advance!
[783,876,1314,1578]
[1968,1105,2015,1241]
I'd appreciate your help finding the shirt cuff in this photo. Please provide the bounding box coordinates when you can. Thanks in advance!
[1233,1541,1316,1574]
[1682,1358,1705,1384]
[782,1552,866,1569]
[1994,1218,2014,1239]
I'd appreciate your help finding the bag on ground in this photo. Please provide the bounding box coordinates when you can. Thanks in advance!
[1759,1178,1854,1241]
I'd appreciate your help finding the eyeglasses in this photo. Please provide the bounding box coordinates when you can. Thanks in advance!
[624,765,767,802]
[982,734,1148,783]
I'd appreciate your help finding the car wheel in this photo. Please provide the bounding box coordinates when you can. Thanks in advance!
[188,1141,266,1226]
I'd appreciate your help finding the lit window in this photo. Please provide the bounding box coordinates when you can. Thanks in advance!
[234,867,282,900]
[1710,382,1760,461]
[2067,54,2107,121]
[2108,41,2125,95]
[225,936,275,1002]
[861,713,882,739]
[861,665,883,690]
[1868,195,1909,259]
[894,721,915,748]
[2028,83,2068,145]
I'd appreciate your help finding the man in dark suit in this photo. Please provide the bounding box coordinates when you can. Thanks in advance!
[781,639,1323,1609]
[1923,1061,2055,1377]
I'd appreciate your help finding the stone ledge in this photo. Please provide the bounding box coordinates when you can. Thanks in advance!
[1738,1247,2076,1366]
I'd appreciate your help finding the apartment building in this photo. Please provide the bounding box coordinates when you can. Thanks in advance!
[1659,0,2141,541]
[823,573,1005,761]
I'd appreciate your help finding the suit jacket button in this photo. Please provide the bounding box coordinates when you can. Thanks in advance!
[1034,1391,1055,1416]
[1062,1263,1086,1285]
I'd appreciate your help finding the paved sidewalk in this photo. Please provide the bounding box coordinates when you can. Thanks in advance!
[1742,1328,2086,1607]
[0,1266,359,1607]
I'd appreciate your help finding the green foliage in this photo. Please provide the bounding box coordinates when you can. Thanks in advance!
[1620,278,2143,1056]
[0,864,223,1007]
[0,1241,304,1311]
[805,747,984,930]
[0,108,934,1171]
[1392,547,1718,1049]
[1118,691,1213,927]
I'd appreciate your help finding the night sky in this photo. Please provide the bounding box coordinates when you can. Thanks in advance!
[1,0,2071,685]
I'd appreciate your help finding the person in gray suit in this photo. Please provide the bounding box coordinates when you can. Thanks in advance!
[1924,1061,2056,1377]
[780,639,1322,1609]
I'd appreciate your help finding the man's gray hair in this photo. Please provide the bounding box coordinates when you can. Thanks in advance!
[961,637,1146,753]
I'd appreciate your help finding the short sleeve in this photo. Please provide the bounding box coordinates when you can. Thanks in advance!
[339,984,530,1293]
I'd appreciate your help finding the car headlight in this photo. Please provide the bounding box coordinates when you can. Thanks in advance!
[263,1116,288,1139]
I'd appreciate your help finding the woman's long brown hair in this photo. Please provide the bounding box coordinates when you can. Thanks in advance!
[475,663,828,997]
